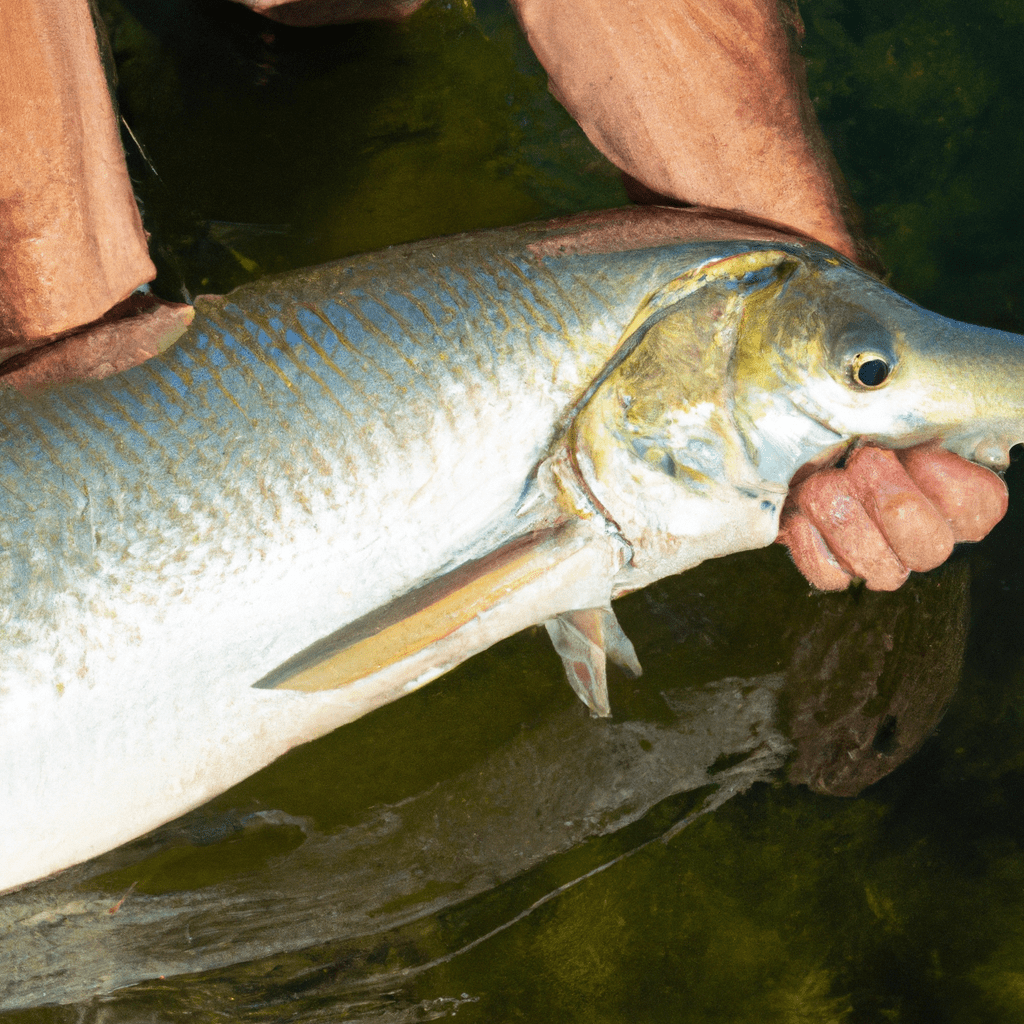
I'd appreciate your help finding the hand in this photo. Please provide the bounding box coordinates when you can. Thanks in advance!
[777,445,1009,591]
[0,295,193,391]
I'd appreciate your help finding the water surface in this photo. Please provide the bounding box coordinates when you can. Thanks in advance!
[4,1,1024,1020]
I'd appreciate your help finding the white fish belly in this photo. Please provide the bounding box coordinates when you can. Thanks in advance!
[0,367,576,891]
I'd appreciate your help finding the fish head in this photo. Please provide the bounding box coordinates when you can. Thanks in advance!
[727,245,1024,476]
[562,245,1024,592]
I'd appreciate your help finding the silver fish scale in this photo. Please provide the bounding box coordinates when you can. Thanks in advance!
[9,211,1024,895]
[0,229,736,665]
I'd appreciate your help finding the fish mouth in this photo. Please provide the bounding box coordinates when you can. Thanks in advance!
[942,431,1022,472]
[791,382,1024,474]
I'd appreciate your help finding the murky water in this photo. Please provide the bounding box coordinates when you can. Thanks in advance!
[4,1,1024,1020]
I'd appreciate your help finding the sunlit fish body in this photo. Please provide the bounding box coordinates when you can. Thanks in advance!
[2,207,1023,893]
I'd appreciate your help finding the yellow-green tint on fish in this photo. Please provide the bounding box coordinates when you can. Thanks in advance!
[724,249,1024,477]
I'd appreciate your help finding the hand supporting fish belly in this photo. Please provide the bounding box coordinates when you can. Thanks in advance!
[1,206,1021,892]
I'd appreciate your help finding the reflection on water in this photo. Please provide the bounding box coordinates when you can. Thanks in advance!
[0,546,976,1016]
[4,0,1024,1020]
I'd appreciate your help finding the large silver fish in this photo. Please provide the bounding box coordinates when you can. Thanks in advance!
[2,207,1022,893]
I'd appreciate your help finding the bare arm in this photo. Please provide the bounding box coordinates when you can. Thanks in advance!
[0,0,156,355]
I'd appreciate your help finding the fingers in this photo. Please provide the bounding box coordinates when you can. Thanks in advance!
[785,456,917,592]
[780,445,1006,592]
[776,508,854,592]
[898,445,1008,542]
[0,295,194,390]
[845,447,955,573]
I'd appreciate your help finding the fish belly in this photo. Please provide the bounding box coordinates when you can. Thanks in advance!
[0,244,616,889]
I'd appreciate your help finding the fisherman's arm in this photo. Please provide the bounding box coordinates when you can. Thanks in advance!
[0,0,192,386]
[510,0,1010,590]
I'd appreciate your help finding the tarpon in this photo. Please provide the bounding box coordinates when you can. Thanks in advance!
[2,206,1022,893]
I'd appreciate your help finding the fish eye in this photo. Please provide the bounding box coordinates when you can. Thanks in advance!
[851,353,891,388]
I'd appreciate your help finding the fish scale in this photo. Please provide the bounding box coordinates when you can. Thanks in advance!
[0,219,681,890]
[3,207,1023,893]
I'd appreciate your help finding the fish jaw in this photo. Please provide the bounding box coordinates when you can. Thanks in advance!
[895,312,1024,470]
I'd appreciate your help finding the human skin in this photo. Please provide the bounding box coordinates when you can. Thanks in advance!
[779,447,1008,591]
[0,293,194,390]
[0,0,155,355]
[509,0,1009,589]
[227,0,429,25]
[511,0,858,262]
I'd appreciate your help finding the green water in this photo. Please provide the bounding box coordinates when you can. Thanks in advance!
[4,0,1024,1020]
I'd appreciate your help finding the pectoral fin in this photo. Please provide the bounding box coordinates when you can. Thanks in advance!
[544,607,641,717]
[255,523,628,696]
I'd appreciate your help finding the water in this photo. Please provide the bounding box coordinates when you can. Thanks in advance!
[4,0,1024,1019]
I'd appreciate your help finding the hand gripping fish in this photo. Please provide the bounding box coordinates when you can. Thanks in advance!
[2,207,1022,892]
